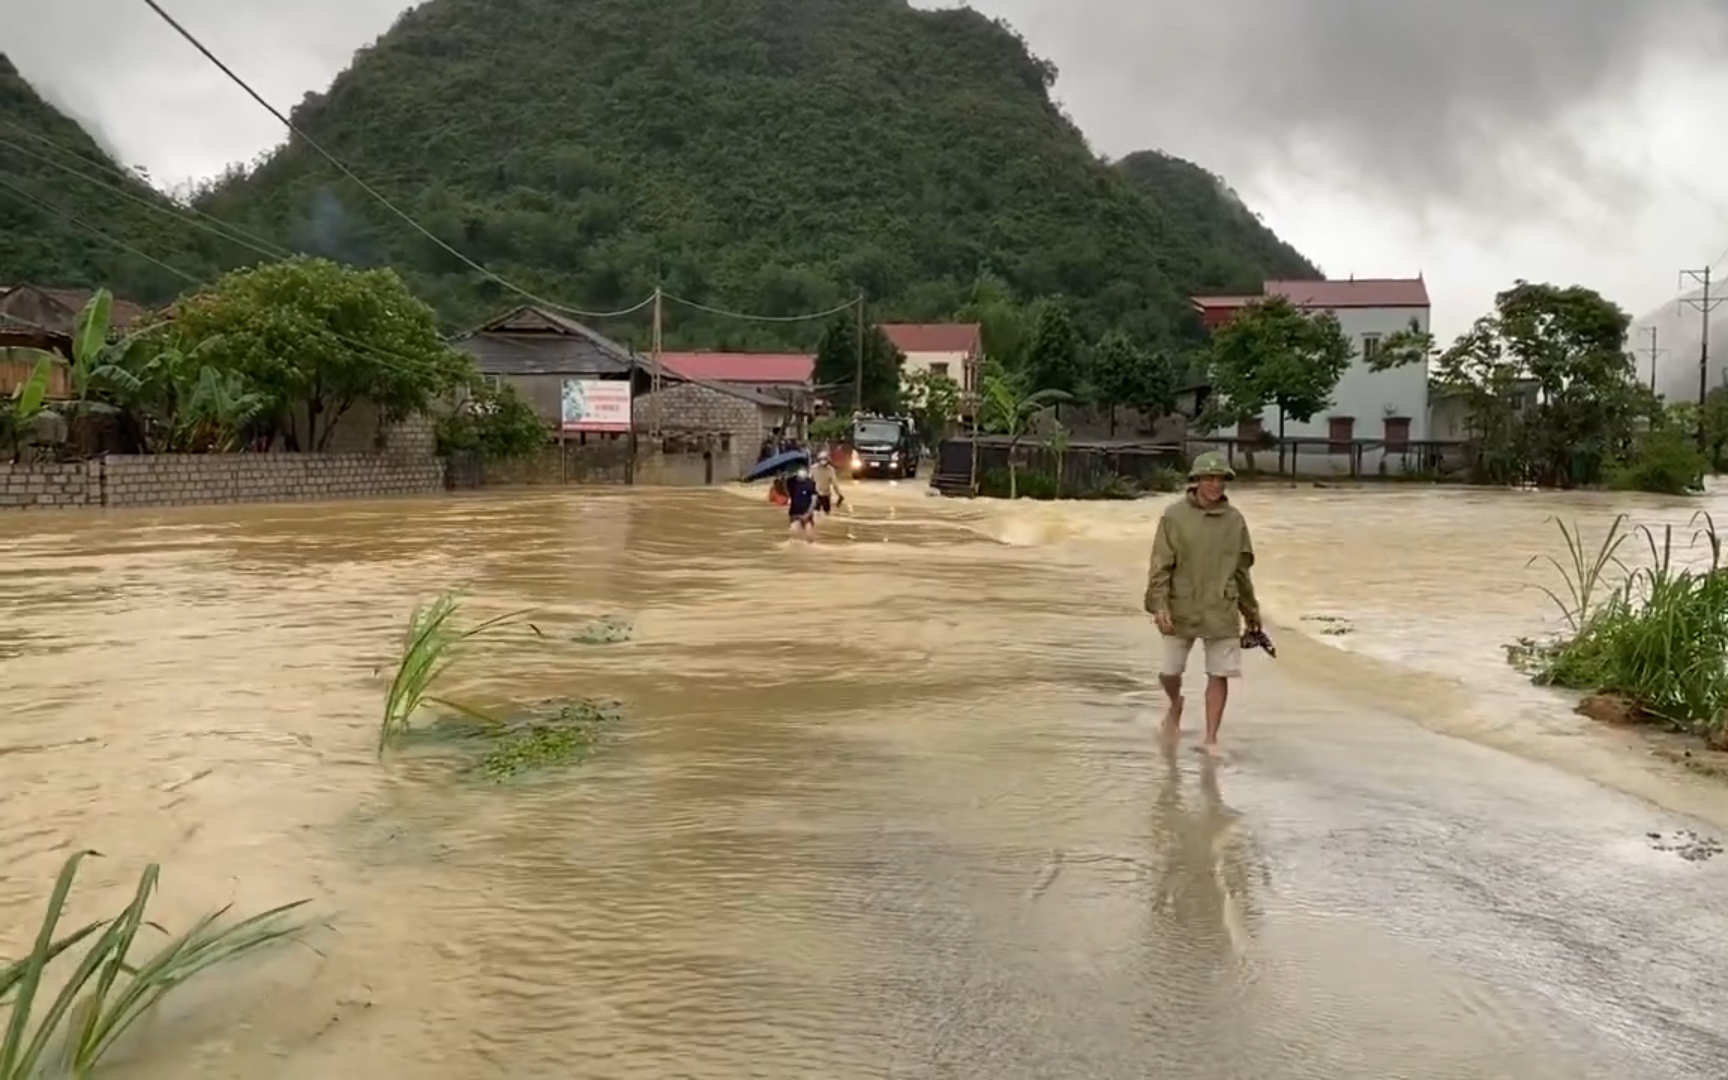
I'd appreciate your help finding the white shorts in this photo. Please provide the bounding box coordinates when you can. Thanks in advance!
[1159,635,1241,678]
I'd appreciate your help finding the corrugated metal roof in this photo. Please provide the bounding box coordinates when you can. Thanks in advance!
[0,284,150,331]
[452,305,637,376]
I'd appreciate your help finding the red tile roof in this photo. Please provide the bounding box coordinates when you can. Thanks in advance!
[878,323,981,354]
[658,351,813,384]
[1192,278,1429,312]
[1268,278,1429,308]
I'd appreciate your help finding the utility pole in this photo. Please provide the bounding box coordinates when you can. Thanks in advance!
[1643,326,1668,394]
[853,292,865,415]
[649,286,664,453]
[1680,266,1725,450]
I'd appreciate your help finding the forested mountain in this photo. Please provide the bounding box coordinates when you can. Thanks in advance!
[4,0,1320,347]
[0,54,236,304]
[1113,150,1318,286]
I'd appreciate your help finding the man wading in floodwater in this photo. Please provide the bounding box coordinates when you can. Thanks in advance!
[1145,452,1260,755]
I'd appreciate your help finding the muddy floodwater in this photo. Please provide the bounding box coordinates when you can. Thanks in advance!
[3,483,1728,1078]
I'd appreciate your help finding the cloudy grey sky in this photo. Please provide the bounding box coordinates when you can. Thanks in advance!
[5,0,1728,346]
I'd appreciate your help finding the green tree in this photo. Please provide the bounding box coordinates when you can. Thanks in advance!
[903,367,961,447]
[169,258,473,449]
[1022,301,1085,397]
[436,379,548,462]
[1367,317,1437,372]
[813,310,903,415]
[979,365,1069,498]
[1091,330,1180,435]
[1435,282,1642,487]
[1690,386,1728,473]
[1203,295,1353,442]
[954,272,1033,371]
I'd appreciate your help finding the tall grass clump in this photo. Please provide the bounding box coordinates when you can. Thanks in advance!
[1515,512,1728,746]
[378,592,524,756]
[1,851,312,1077]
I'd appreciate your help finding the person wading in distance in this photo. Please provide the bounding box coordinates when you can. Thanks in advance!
[1144,452,1261,756]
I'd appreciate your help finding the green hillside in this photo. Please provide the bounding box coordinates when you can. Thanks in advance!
[0,54,244,303]
[1114,150,1317,287]
[191,0,1319,346]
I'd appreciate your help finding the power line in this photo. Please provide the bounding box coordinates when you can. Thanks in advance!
[0,173,202,287]
[5,83,871,337]
[660,291,859,323]
[0,175,488,387]
[0,130,294,263]
[135,0,657,321]
[1680,264,1725,449]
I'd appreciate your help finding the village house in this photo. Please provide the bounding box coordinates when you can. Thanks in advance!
[452,304,639,439]
[879,322,983,395]
[1190,277,1431,475]
[0,285,151,399]
[658,351,815,427]
[456,306,808,481]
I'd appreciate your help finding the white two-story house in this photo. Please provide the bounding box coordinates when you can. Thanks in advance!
[1190,277,1431,475]
[879,323,983,395]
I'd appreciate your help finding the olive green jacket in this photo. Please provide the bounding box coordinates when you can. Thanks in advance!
[1144,491,1259,640]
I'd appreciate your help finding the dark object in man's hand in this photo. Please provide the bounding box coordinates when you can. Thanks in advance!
[1241,627,1276,658]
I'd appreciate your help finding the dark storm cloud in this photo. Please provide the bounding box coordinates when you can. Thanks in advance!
[979,0,1728,218]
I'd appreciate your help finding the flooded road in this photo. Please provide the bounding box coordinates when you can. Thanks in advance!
[2,484,1726,1077]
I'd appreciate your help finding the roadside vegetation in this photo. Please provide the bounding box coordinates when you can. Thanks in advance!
[375,592,623,780]
[1509,514,1728,748]
[1,851,314,1077]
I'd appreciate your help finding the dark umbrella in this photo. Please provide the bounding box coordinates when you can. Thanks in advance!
[742,448,809,482]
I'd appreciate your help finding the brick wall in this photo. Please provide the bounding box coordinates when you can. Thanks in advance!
[635,382,788,451]
[0,462,89,508]
[452,440,755,488]
[0,451,443,510]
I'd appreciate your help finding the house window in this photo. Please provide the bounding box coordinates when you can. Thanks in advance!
[719,433,732,453]
[483,373,502,389]
[1361,334,1381,366]
[1382,416,1410,450]
[1328,416,1355,453]
[930,362,949,379]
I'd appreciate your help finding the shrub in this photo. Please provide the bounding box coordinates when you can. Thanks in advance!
[1609,426,1706,494]
[976,467,1140,500]
[436,381,548,463]
[1512,513,1728,746]
[1140,467,1184,493]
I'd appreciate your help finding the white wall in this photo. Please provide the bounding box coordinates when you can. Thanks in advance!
[900,350,969,383]
[1245,306,1431,476]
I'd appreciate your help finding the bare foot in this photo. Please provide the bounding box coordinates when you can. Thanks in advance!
[1194,740,1222,758]
[1162,695,1184,736]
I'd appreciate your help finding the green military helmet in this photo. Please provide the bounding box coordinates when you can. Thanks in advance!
[1187,451,1236,481]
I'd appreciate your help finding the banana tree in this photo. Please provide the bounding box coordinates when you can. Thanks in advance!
[3,357,55,463]
[175,364,267,451]
[14,289,164,452]
[980,370,1070,499]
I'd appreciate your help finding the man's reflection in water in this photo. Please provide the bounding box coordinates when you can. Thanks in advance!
[1150,739,1266,961]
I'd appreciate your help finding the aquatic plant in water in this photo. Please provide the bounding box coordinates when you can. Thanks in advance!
[392,699,620,781]
[472,700,619,781]
[0,851,313,1077]
[1512,513,1728,744]
[379,592,527,756]
[570,615,632,645]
